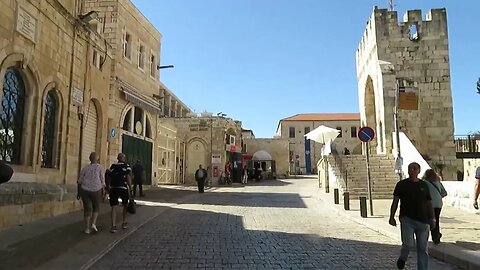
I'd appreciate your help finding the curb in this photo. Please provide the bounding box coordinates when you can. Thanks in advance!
[79,189,208,270]
[316,193,480,270]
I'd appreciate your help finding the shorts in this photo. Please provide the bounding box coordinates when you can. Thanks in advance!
[109,188,129,207]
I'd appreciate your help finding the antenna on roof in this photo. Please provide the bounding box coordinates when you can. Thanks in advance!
[388,0,395,11]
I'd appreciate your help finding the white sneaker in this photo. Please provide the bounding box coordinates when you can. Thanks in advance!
[91,224,98,232]
[84,228,91,234]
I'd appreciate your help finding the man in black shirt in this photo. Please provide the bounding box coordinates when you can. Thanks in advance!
[389,162,435,270]
[195,164,207,193]
[106,153,132,233]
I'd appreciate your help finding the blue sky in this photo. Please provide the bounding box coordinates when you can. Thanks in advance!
[132,0,480,138]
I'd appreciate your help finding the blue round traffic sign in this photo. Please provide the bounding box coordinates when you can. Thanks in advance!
[358,126,375,142]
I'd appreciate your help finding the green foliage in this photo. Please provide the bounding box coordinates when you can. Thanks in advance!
[477,77,480,94]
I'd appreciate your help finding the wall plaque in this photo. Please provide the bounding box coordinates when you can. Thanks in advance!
[16,7,37,43]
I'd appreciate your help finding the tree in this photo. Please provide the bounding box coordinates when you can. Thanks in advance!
[477,77,480,94]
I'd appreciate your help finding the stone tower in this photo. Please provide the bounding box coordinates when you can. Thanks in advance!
[356,7,459,179]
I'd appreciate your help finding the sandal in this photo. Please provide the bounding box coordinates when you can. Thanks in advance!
[474,201,479,210]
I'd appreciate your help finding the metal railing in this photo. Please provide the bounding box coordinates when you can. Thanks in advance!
[454,135,480,153]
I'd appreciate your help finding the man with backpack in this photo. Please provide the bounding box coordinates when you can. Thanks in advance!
[106,153,132,233]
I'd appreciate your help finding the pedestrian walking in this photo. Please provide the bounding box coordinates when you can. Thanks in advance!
[106,153,132,233]
[77,152,105,234]
[132,159,145,197]
[423,169,447,244]
[242,165,248,184]
[389,162,436,270]
[474,166,480,210]
[195,164,207,193]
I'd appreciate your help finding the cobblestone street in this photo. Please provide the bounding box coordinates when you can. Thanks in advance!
[92,178,456,269]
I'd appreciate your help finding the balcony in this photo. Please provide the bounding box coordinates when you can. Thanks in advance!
[454,135,480,158]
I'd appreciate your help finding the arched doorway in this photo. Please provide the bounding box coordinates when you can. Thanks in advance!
[121,106,153,184]
[364,76,377,152]
[82,100,98,167]
[186,139,206,184]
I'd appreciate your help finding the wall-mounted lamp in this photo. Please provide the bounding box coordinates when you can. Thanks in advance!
[79,11,98,24]
[157,65,174,70]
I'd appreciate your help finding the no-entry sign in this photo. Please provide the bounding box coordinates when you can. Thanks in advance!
[358,126,375,142]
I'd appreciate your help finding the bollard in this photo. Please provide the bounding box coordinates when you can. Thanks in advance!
[334,188,339,204]
[343,192,350,210]
[360,196,367,218]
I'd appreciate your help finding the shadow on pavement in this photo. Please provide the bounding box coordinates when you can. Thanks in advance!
[143,190,308,208]
[91,205,450,270]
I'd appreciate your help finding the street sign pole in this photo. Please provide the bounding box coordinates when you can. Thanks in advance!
[394,80,403,181]
[358,126,376,216]
[365,141,374,216]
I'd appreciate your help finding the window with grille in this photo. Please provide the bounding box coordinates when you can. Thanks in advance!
[0,69,25,164]
[41,91,58,168]
[336,127,342,138]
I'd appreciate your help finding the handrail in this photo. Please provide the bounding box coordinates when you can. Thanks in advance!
[454,135,480,153]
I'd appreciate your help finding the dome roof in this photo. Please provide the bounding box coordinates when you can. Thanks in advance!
[252,150,272,161]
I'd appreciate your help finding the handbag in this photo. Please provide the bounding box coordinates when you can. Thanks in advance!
[127,199,136,214]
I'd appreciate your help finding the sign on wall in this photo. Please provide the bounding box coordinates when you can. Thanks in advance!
[72,88,84,106]
[16,7,37,43]
[398,86,418,110]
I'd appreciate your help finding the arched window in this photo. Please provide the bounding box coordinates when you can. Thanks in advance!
[122,106,152,139]
[0,69,26,164]
[41,90,58,168]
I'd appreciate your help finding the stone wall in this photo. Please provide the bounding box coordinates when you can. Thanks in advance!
[0,183,82,229]
[243,138,289,179]
[0,0,111,185]
[356,7,459,179]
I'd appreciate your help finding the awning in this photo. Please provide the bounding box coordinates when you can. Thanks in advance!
[117,78,162,115]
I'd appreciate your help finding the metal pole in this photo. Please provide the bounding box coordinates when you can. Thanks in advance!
[366,141,373,216]
[394,80,403,181]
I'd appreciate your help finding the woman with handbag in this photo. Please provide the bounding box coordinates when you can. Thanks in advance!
[423,169,448,244]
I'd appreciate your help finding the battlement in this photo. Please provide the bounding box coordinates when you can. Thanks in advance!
[356,6,448,66]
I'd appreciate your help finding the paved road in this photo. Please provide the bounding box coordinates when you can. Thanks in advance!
[91,178,456,269]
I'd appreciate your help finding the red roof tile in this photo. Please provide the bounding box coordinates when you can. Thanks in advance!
[281,113,360,122]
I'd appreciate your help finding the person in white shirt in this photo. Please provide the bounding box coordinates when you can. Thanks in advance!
[77,152,105,234]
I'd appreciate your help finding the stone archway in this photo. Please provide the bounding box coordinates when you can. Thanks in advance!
[186,139,207,184]
[364,76,377,152]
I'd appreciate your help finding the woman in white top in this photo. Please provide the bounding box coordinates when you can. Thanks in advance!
[77,152,105,234]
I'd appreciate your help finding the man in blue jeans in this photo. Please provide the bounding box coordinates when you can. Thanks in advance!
[389,162,435,270]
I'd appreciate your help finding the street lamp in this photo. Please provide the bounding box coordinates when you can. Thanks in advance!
[157,65,174,69]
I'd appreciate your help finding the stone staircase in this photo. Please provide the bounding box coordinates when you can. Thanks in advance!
[327,153,399,199]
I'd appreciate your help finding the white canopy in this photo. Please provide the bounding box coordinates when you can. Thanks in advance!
[304,125,340,144]
[252,150,272,161]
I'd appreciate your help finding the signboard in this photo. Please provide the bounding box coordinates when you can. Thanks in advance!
[110,128,116,138]
[398,86,418,110]
[358,126,375,142]
[72,88,84,105]
[211,154,221,164]
[16,8,37,43]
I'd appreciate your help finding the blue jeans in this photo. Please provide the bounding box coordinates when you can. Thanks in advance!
[399,216,430,270]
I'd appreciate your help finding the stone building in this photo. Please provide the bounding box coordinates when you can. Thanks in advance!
[0,0,113,227]
[355,7,459,179]
[162,114,243,185]
[84,0,191,185]
[242,138,290,179]
[0,0,111,184]
[276,113,361,174]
